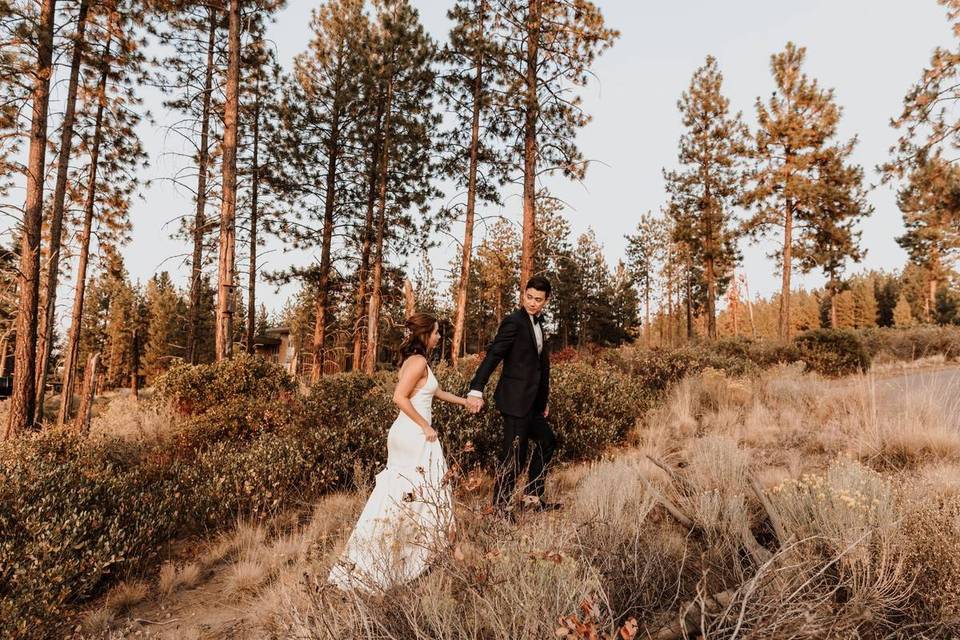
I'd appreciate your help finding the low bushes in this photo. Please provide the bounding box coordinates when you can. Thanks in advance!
[793,329,871,377]
[0,354,654,639]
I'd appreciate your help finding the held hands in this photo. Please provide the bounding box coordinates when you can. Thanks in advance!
[465,396,484,414]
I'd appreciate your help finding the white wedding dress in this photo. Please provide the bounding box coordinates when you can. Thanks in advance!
[328,366,454,592]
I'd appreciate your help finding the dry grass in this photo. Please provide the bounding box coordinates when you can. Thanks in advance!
[99,366,960,639]
[158,561,202,598]
[88,389,173,443]
[105,579,149,614]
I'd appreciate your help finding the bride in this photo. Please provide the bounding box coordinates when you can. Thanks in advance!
[328,312,472,592]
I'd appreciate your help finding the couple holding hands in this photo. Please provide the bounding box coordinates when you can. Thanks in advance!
[328,276,560,592]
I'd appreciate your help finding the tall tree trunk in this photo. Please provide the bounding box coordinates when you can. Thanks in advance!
[312,68,344,383]
[743,272,756,338]
[215,0,241,361]
[6,0,57,439]
[130,328,140,398]
[352,137,380,371]
[703,188,717,340]
[705,255,717,340]
[644,277,651,346]
[830,290,838,328]
[73,352,98,433]
[452,0,486,366]
[685,266,693,341]
[779,198,794,340]
[34,0,90,422]
[518,0,541,297]
[58,31,113,428]
[364,76,394,375]
[666,245,674,346]
[187,7,217,364]
[246,70,261,355]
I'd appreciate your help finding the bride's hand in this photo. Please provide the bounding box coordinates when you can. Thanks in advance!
[422,425,438,442]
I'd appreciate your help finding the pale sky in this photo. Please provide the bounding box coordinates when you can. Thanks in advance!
[71,1,960,315]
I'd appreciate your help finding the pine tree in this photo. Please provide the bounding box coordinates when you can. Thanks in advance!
[5,0,55,437]
[269,0,369,379]
[896,152,960,321]
[886,1,960,173]
[473,218,520,343]
[492,0,618,294]
[874,272,900,328]
[611,261,640,344]
[143,272,185,380]
[850,276,878,329]
[215,0,242,361]
[155,0,223,363]
[439,0,510,365]
[744,42,862,340]
[893,293,914,327]
[664,56,747,340]
[58,1,147,425]
[34,0,92,415]
[362,0,438,373]
[625,212,667,345]
[237,22,281,356]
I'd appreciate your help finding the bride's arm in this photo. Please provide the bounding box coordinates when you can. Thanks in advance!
[393,357,433,437]
[435,389,467,407]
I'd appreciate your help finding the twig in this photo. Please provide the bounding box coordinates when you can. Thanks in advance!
[646,454,681,485]
[132,617,182,626]
[748,472,788,545]
[638,474,694,529]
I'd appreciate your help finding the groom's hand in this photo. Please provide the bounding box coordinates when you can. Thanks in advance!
[466,396,484,414]
[542,404,549,418]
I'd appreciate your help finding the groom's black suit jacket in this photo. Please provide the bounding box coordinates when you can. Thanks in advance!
[469,308,549,418]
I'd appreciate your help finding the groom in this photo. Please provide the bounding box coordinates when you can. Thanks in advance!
[466,276,560,514]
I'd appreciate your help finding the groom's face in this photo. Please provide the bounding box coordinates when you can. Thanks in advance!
[522,287,548,317]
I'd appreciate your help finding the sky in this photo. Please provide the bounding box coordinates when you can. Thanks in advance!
[101,1,958,316]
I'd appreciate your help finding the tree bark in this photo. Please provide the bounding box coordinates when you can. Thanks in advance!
[451,0,486,366]
[73,352,99,433]
[246,65,261,355]
[34,0,90,422]
[215,0,241,361]
[312,56,345,383]
[830,290,838,328]
[6,0,58,439]
[58,32,113,428]
[130,328,140,398]
[352,106,384,371]
[644,276,651,346]
[518,0,541,299]
[364,75,395,374]
[779,197,794,340]
[187,7,217,364]
[705,255,717,340]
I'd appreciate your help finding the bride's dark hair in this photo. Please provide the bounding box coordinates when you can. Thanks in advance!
[399,312,437,363]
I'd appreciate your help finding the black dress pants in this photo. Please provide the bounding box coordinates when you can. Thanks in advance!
[492,409,557,507]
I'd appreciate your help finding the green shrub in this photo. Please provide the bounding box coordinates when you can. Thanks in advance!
[156,354,298,449]
[861,326,960,363]
[0,432,179,638]
[793,329,870,377]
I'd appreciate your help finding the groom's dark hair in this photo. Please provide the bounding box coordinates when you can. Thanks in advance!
[525,276,551,298]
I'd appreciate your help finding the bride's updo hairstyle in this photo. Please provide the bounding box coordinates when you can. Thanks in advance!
[399,312,437,363]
